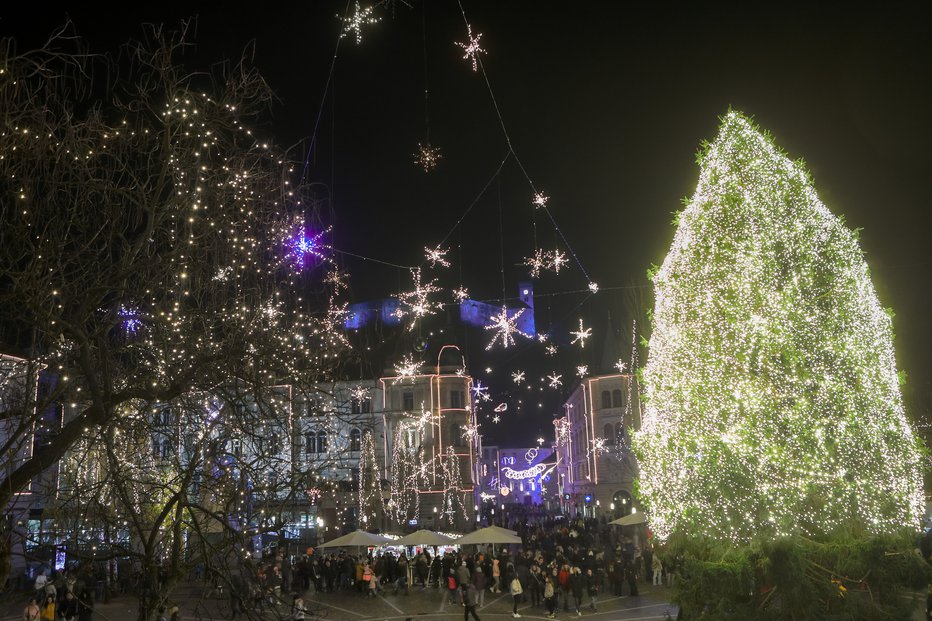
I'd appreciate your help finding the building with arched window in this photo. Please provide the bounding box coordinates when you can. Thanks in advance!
[552,372,642,519]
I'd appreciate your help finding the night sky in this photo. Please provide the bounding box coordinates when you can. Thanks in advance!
[4,3,932,445]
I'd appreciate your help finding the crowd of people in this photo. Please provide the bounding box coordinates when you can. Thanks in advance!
[242,512,679,620]
[24,569,94,621]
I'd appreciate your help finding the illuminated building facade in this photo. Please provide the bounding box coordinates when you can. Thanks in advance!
[553,372,641,518]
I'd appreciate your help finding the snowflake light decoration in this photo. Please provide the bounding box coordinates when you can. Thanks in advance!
[285,226,331,269]
[471,380,490,402]
[119,304,143,335]
[547,373,563,389]
[545,344,557,356]
[455,24,486,72]
[213,266,233,282]
[453,287,470,302]
[485,306,525,350]
[425,245,450,268]
[512,371,526,384]
[324,267,350,293]
[398,268,443,330]
[576,365,589,377]
[524,248,546,278]
[570,318,592,348]
[532,192,549,209]
[492,414,501,423]
[340,2,380,44]
[588,281,599,293]
[414,142,443,172]
[393,354,419,383]
[615,359,627,373]
[549,249,568,273]
[351,385,370,403]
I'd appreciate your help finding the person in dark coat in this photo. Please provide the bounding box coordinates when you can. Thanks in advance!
[569,567,584,616]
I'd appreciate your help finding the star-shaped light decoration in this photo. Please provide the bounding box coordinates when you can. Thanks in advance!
[471,380,490,402]
[340,2,380,44]
[512,370,525,384]
[532,192,549,209]
[485,306,525,350]
[351,385,370,403]
[414,142,442,172]
[615,359,627,373]
[545,344,557,356]
[537,437,545,446]
[549,249,568,274]
[591,437,608,457]
[588,281,599,293]
[455,24,486,72]
[570,318,592,348]
[453,287,470,302]
[425,245,450,268]
[119,304,143,335]
[285,226,331,269]
[393,354,419,383]
[547,373,563,389]
[398,268,443,330]
[324,267,350,293]
[524,248,546,278]
[492,414,501,423]
[576,365,589,378]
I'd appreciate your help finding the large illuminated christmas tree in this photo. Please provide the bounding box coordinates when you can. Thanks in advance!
[635,111,925,543]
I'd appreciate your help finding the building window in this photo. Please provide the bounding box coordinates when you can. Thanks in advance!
[316,431,328,453]
[305,432,317,455]
[603,423,615,445]
[612,389,623,408]
[601,390,611,409]
[450,390,465,409]
[349,428,361,452]
[451,424,463,446]
[402,391,414,411]
[351,400,361,415]
[361,398,371,414]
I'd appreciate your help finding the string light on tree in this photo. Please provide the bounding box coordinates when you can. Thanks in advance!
[633,111,925,543]
[455,24,486,72]
[340,1,380,44]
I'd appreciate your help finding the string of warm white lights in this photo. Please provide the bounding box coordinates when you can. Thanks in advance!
[634,112,925,542]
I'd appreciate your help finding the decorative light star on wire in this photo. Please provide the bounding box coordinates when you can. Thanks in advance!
[485,306,525,350]
[588,282,599,293]
[532,192,549,209]
[324,267,350,293]
[453,287,470,302]
[576,365,589,378]
[471,380,490,402]
[524,249,546,278]
[455,24,486,72]
[414,142,443,172]
[512,371,525,384]
[492,414,501,424]
[570,318,592,348]
[285,226,331,269]
[545,344,557,356]
[425,245,450,268]
[398,268,443,330]
[549,249,568,273]
[351,385,370,403]
[340,1,380,44]
[393,354,419,383]
[547,373,563,389]
[615,359,627,373]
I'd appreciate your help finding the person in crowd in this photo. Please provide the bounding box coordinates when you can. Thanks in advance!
[463,582,482,621]
[509,574,523,618]
[40,594,55,621]
[471,565,487,607]
[543,574,557,619]
[24,596,41,621]
[491,557,501,593]
[57,592,78,621]
[652,552,664,586]
[585,568,599,612]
